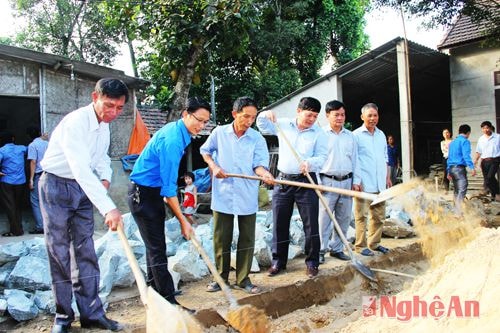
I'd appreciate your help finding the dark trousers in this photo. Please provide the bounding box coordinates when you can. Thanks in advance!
[39,172,104,325]
[127,182,177,303]
[213,211,256,286]
[0,182,25,235]
[442,157,450,190]
[271,173,320,268]
[481,158,499,197]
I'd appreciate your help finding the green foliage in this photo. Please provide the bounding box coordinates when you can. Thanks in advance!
[10,0,122,64]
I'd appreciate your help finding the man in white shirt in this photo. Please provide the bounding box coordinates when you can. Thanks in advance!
[318,100,357,264]
[39,78,128,333]
[473,121,500,200]
[352,103,391,257]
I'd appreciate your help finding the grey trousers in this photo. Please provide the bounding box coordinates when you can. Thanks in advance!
[318,176,353,253]
[39,172,104,325]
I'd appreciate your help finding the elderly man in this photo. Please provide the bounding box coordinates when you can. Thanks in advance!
[257,97,328,278]
[318,100,357,264]
[473,121,500,201]
[40,78,128,333]
[352,103,390,257]
[201,96,273,294]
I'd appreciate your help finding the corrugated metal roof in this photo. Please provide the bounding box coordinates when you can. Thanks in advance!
[0,44,149,89]
[437,14,491,49]
[262,37,448,110]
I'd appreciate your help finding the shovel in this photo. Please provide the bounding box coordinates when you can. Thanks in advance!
[273,122,377,281]
[190,231,270,333]
[116,225,203,333]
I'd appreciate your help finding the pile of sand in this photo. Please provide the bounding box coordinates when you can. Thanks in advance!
[338,221,499,332]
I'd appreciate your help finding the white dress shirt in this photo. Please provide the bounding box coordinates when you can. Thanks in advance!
[256,114,328,174]
[353,124,388,193]
[476,133,500,159]
[41,103,115,216]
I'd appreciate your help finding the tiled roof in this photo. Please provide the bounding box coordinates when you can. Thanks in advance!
[139,108,167,134]
[438,14,493,49]
[138,107,217,136]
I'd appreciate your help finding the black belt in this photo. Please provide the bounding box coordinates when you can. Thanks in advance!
[279,172,306,181]
[320,172,353,181]
[482,157,499,162]
[449,165,465,168]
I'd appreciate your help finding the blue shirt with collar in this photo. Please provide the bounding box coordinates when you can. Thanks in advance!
[130,119,191,197]
[0,143,27,185]
[200,123,269,215]
[353,125,388,193]
[447,134,474,172]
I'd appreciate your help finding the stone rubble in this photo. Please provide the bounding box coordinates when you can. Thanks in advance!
[0,200,416,322]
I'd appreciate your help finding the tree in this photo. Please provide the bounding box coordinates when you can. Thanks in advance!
[372,0,500,46]
[10,0,123,65]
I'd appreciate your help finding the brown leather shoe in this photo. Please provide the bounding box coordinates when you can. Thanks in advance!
[306,266,319,278]
[267,265,285,277]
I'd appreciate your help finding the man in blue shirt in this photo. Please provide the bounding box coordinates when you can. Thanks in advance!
[352,103,391,257]
[0,132,27,236]
[201,96,274,294]
[128,97,211,312]
[27,126,49,234]
[447,124,476,214]
[257,97,328,278]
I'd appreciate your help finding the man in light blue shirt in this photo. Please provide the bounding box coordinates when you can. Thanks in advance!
[352,103,391,257]
[0,132,27,237]
[27,126,49,234]
[201,96,273,294]
[318,100,357,264]
[257,97,328,278]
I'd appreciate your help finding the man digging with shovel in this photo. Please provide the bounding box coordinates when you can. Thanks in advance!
[201,96,274,294]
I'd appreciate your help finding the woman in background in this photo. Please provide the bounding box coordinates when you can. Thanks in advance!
[441,128,452,193]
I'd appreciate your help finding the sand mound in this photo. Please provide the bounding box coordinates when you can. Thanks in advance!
[340,227,500,332]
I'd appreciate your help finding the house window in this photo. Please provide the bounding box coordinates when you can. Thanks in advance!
[495,71,500,86]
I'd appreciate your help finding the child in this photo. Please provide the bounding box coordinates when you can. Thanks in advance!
[182,172,197,226]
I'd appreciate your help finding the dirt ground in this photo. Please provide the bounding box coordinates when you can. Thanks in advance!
[2,188,498,333]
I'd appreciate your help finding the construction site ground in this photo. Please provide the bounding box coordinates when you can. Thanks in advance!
[1,188,498,333]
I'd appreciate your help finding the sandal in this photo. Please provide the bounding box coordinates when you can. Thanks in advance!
[360,248,374,256]
[234,283,261,295]
[206,281,222,292]
[374,245,389,254]
[2,232,14,237]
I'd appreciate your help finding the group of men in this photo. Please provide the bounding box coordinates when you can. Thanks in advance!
[24,76,498,333]
[0,127,48,237]
[447,121,499,214]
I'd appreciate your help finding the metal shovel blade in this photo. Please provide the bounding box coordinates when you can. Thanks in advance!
[351,258,377,281]
[370,179,418,206]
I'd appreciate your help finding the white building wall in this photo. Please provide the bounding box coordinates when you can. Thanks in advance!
[449,44,500,152]
[266,75,341,125]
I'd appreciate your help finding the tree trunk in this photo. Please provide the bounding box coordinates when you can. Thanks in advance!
[168,43,204,121]
[126,35,139,78]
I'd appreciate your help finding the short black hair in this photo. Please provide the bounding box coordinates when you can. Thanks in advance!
[26,126,41,140]
[233,96,257,113]
[298,97,321,113]
[458,124,471,134]
[325,100,345,113]
[185,97,211,114]
[480,121,493,129]
[184,171,195,182]
[95,78,129,103]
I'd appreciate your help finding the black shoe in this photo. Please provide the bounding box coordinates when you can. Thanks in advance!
[306,266,319,278]
[80,315,123,331]
[373,245,390,254]
[319,251,325,265]
[330,251,350,261]
[51,324,71,333]
[267,265,285,277]
[29,229,44,234]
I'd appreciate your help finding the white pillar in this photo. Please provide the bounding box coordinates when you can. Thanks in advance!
[396,39,414,182]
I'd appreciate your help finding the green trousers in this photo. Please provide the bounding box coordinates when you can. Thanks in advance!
[212,211,256,287]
